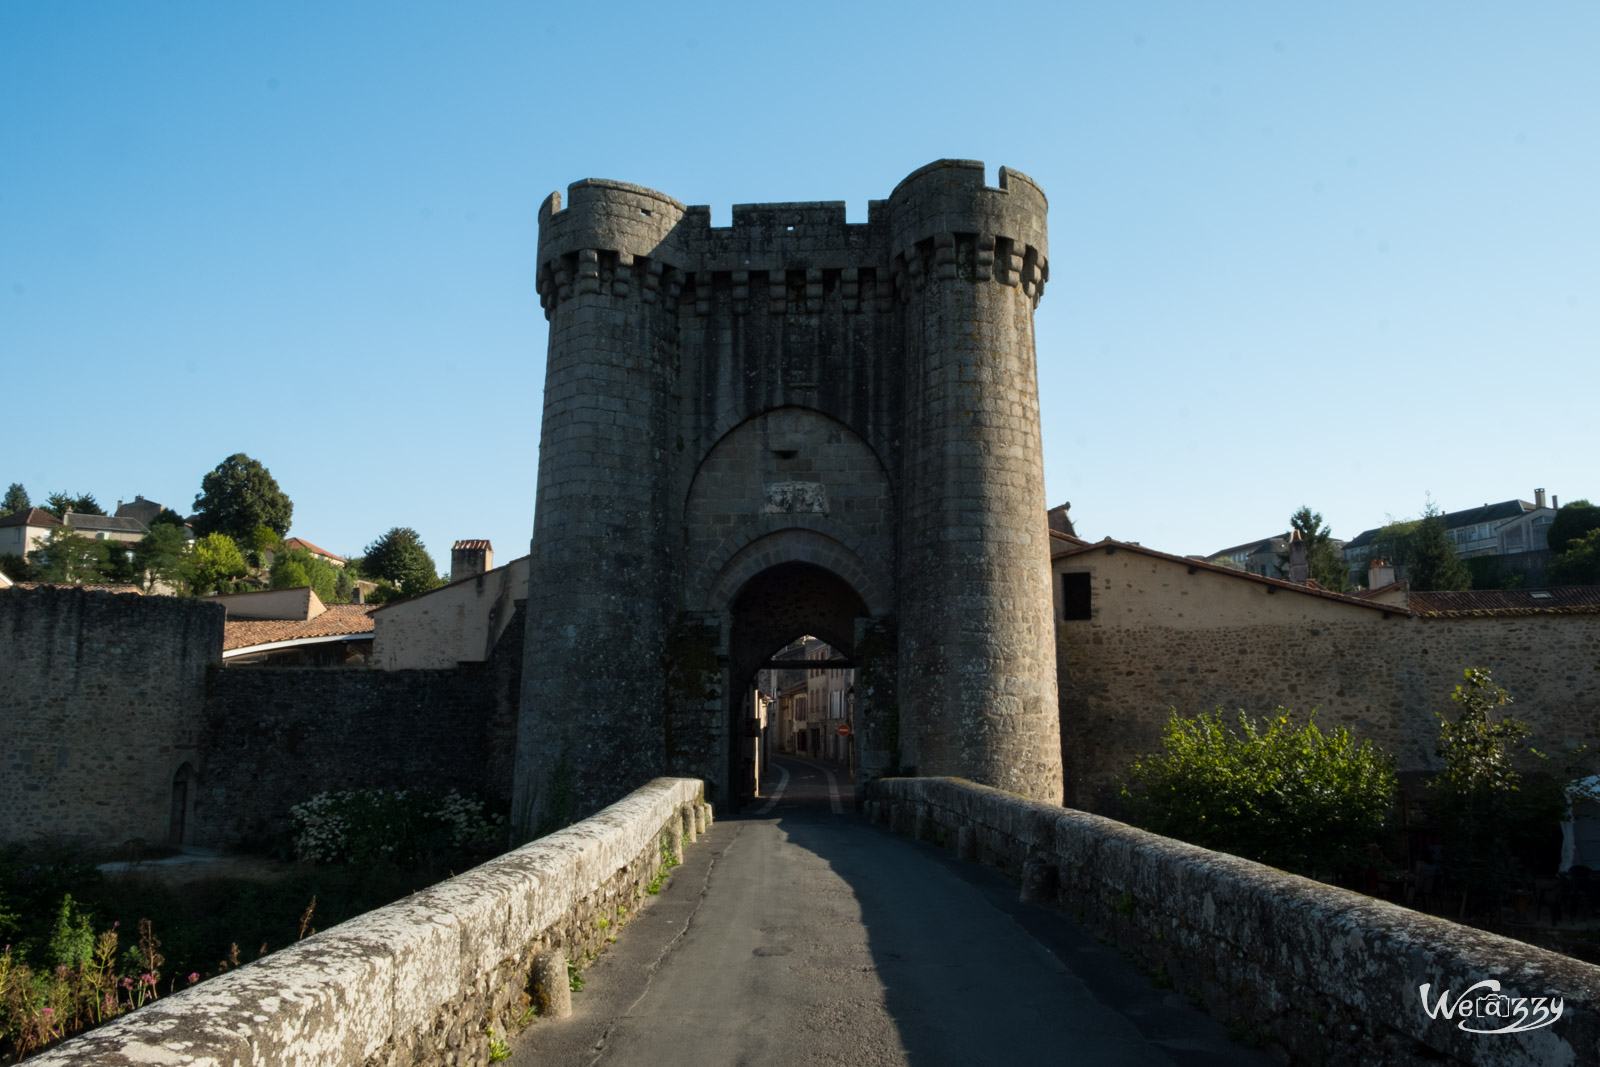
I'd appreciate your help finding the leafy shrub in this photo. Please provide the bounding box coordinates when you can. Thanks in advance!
[1120,708,1396,877]
[286,788,504,867]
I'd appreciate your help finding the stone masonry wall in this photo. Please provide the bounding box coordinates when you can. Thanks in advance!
[866,777,1600,1067]
[33,779,711,1067]
[0,587,223,846]
[1058,611,1600,809]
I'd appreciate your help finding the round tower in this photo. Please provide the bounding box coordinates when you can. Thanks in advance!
[888,160,1062,802]
[515,179,687,830]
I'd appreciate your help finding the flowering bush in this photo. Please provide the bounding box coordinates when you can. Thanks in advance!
[287,789,505,867]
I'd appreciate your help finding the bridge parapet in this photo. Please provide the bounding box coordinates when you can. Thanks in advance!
[33,778,710,1067]
[866,777,1600,1067]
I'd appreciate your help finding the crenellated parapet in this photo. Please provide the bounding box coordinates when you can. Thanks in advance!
[534,160,1049,319]
[518,159,1063,827]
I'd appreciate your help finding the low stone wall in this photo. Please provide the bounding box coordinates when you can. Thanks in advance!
[865,777,1600,1067]
[34,778,711,1067]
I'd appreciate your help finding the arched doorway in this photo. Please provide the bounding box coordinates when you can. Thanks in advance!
[168,763,193,846]
[726,562,867,811]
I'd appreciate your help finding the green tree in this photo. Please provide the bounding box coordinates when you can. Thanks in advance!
[1409,503,1472,591]
[132,523,193,593]
[362,527,442,598]
[1120,708,1396,877]
[0,553,32,581]
[1369,517,1421,573]
[190,532,248,595]
[150,507,187,528]
[1549,528,1600,585]
[31,527,111,584]
[269,547,341,603]
[1547,499,1600,556]
[1,483,28,516]
[1428,669,1575,904]
[191,454,293,542]
[42,492,105,518]
[1279,506,1348,591]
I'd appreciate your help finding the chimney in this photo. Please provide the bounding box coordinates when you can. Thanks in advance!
[450,539,493,583]
[1047,502,1075,537]
[1554,495,1560,510]
[1289,529,1308,585]
[1536,488,1547,510]
[1368,558,1396,590]
[352,585,365,605]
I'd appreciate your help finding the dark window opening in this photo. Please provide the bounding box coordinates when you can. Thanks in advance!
[1062,572,1092,621]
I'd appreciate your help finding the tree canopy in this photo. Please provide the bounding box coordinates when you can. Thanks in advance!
[1548,500,1600,556]
[269,547,346,603]
[42,492,105,518]
[150,507,187,528]
[190,532,248,595]
[1409,504,1473,591]
[362,527,442,597]
[1,483,28,516]
[1549,528,1600,585]
[30,527,111,584]
[1280,505,1348,591]
[191,454,293,542]
[132,523,193,593]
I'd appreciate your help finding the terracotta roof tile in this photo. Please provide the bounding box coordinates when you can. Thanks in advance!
[0,508,63,529]
[223,603,376,650]
[1408,587,1600,617]
[282,537,346,563]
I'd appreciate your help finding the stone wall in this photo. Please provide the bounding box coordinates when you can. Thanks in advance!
[866,777,1600,1067]
[33,778,711,1067]
[0,586,223,846]
[1053,547,1600,808]
[199,606,524,847]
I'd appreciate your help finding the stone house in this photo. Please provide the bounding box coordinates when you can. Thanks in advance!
[0,507,64,558]
[371,551,529,670]
[1342,490,1558,585]
[1052,530,1600,812]
[210,586,377,666]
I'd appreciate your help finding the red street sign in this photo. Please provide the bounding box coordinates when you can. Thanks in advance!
[837,723,851,737]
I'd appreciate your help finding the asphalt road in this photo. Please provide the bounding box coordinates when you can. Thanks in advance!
[509,755,1270,1066]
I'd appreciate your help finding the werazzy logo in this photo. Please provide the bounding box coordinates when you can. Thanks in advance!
[1419,979,1563,1035]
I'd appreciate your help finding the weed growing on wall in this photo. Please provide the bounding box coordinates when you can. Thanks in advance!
[286,788,505,867]
[1120,708,1396,878]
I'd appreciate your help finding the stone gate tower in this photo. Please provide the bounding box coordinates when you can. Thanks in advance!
[516,159,1061,827]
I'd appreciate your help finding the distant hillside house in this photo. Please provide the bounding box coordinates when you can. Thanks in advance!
[0,507,63,558]
[1343,489,1559,585]
[282,537,346,568]
[114,495,167,527]
[63,510,148,543]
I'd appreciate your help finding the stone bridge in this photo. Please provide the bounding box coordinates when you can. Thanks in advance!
[37,765,1600,1067]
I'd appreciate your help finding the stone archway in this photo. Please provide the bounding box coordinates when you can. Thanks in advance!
[724,561,869,810]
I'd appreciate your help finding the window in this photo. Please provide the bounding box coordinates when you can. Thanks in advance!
[1062,572,1092,621]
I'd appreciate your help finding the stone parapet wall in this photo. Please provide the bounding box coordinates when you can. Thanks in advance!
[865,777,1600,1067]
[33,778,711,1067]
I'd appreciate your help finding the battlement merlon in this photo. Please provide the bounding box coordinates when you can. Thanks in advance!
[536,160,1047,280]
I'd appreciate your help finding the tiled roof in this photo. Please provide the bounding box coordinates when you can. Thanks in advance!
[1408,587,1600,617]
[283,537,346,563]
[1052,537,1409,616]
[0,508,63,529]
[64,512,148,534]
[1048,529,1090,548]
[12,582,144,595]
[223,603,377,651]
[453,539,492,551]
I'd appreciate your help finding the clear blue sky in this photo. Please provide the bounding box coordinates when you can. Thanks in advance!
[4,3,1596,568]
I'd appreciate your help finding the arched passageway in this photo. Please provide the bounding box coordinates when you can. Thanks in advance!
[726,562,866,811]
